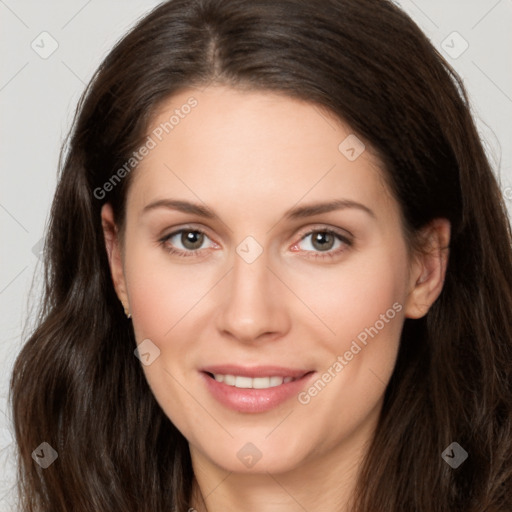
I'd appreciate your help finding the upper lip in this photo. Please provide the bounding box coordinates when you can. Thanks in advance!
[201,365,312,379]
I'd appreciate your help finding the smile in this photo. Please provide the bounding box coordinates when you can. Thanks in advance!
[200,366,316,413]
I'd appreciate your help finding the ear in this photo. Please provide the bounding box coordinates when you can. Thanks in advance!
[404,218,451,319]
[101,203,130,315]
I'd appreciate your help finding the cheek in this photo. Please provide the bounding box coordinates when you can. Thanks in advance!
[292,240,408,407]
[125,243,213,340]
[123,246,213,435]
[291,249,407,447]
[291,242,409,346]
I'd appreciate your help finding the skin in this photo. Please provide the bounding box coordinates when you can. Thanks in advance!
[101,85,450,511]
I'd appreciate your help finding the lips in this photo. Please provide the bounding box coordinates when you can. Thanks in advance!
[200,365,315,413]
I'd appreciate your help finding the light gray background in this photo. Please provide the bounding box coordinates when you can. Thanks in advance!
[0,0,511,509]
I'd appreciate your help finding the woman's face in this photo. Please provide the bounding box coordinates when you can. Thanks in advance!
[103,85,441,476]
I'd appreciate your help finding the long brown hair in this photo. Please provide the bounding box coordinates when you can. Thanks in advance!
[10,0,512,510]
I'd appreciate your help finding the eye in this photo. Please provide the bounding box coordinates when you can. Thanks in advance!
[159,228,217,258]
[159,226,353,260]
[292,228,353,260]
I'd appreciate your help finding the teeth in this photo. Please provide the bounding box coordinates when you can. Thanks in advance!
[270,376,283,387]
[211,374,297,389]
[235,376,253,388]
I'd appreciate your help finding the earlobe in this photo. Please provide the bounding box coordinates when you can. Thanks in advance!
[101,203,130,314]
[404,218,451,319]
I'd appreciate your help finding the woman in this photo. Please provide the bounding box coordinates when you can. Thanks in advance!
[10,0,512,510]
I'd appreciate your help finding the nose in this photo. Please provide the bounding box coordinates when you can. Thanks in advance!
[214,245,291,344]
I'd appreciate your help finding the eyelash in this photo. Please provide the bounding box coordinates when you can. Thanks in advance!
[158,226,353,261]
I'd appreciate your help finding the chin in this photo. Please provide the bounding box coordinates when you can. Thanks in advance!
[192,433,311,475]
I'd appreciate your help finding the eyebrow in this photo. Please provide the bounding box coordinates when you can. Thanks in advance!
[141,198,375,220]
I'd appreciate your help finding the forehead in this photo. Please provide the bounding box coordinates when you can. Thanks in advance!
[126,85,398,223]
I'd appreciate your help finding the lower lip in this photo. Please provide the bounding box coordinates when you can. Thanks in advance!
[201,372,315,413]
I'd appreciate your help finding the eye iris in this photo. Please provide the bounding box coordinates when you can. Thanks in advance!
[312,231,335,251]
[182,231,204,250]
